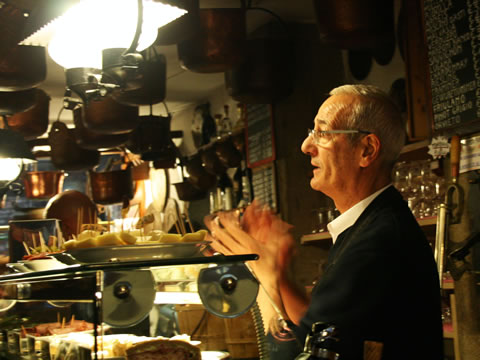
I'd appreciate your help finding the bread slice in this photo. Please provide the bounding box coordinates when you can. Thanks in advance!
[126,339,201,360]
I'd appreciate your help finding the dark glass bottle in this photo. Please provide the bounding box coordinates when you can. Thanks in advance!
[200,103,217,145]
[217,172,233,211]
[295,322,340,360]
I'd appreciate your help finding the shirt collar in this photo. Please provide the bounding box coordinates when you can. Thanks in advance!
[327,184,393,244]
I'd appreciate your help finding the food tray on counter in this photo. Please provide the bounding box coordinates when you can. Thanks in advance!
[55,241,211,264]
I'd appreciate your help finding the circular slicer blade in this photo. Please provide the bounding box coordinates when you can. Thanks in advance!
[102,270,156,327]
[197,263,259,318]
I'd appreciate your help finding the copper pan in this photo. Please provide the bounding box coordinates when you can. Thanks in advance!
[83,96,139,134]
[111,50,167,106]
[23,171,64,199]
[313,0,395,49]
[215,135,242,168]
[89,166,134,205]
[177,8,247,73]
[48,121,100,171]
[73,105,130,150]
[0,45,46,91]
[184,153,216,191]
[200,144,227,175]
[0,88,37,115]
[7,89,50,139]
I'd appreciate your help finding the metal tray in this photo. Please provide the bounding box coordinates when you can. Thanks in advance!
[52,242,211,264]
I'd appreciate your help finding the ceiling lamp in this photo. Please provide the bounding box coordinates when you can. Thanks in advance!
[47,0,187,70]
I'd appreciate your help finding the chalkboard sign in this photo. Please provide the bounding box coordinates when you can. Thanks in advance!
[423,0,480,132]
[251,163,277,212]
[245,104,275,167]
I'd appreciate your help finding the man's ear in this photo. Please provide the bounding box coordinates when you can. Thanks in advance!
[359,134,381,167]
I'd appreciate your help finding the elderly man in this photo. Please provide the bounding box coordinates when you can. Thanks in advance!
[206,85,443,359]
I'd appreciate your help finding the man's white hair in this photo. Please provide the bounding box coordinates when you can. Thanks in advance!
[329,84,406,169]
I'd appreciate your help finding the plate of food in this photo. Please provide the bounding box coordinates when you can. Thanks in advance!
[52,241,211,265]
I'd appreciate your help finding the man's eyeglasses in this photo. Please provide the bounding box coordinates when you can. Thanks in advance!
[307,128,371,145]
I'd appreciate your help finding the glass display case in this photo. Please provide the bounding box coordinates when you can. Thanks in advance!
[0,250,265,360]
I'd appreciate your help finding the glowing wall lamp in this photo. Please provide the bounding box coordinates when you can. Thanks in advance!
[23,0,187,102]
[0,126,36,197]
[47,0,187,70]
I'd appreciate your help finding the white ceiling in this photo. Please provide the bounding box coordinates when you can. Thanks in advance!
[37,0,317,119]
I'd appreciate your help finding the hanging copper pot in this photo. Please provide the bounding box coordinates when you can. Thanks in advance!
[89,166,134,205]
[0,88,37,115]
[177,7,247,73]
[184,153,216,191]
[225,29,293,104]
[73,105,130,150]
[200,143,227,175]
[111,50,167,106]
[127,114,177,165]
[215,135,242,168]
[48,121,100,171]
[83,96,139,134]
[0,45,46,91]
[313,0,395,49]
[6,89,50,139]
[23,171,64,199]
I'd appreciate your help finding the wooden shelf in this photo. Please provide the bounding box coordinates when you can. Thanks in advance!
[301,232,331,244]
[417,216,437,226]
[301,216,437,244]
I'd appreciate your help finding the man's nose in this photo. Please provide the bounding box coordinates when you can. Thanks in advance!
[301,135,315,155]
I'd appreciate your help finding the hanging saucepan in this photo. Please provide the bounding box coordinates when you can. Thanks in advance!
[312,0,395,49]
[6,89,50,139]
[0,88,37,115]
[89,166,134,205]
[177,7,247,73]
[23,171,65,199]
[200,143,227,175]
[48,121,100,171]
[215,135,242,168]
[126,114,177,166]
[225,24,293,104]
[184,153,217,191]
[82,96,139,134]
[154,0,199,45]
[0,45,46,91]
[72,105,130,150]
[174,163,208,201]
[111,50,167,106]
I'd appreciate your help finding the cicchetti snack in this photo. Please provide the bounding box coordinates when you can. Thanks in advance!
[126,338,201,360]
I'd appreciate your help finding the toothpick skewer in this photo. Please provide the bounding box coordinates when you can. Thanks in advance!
[61,317,65,329]
[23,242,31,256]
[39,232,47,253]
[70,314,75,325]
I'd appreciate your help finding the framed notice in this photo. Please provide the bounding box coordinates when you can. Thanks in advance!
[245,104,276,168]
[251,163,277,212]
[422,0,480,134]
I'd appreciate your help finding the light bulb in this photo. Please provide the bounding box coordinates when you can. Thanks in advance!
[0,158,24,181]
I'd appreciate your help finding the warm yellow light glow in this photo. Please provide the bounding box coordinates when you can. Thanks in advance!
[48,0,187,69]
[0,158,23,181]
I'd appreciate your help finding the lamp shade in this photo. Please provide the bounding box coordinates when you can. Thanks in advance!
[0,128,36,161]
[47,0,187,69]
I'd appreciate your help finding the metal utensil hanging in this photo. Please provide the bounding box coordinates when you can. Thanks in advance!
[435,135,464,286]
